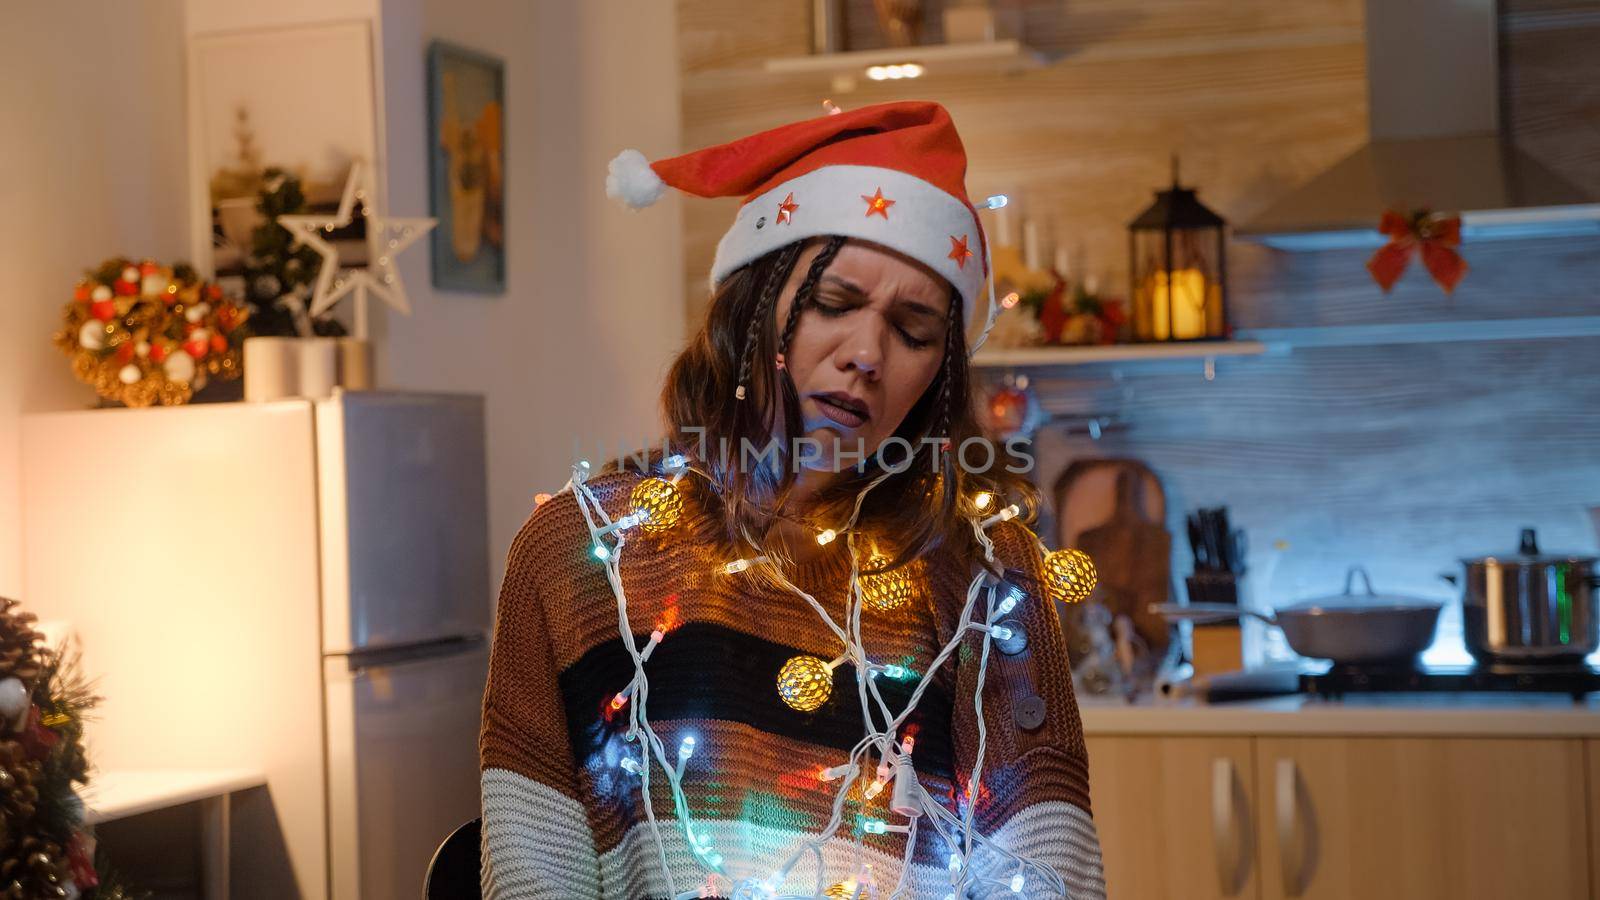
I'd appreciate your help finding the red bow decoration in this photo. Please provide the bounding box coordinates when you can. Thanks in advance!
[1366,208,1468,295]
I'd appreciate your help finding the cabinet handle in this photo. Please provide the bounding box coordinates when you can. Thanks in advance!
[1275,758,1304,897]
[1210,757,1244,896]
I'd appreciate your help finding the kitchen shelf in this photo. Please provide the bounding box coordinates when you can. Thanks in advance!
[1234,208,1600,251]
[972,316,1600,371]
[1236,315,1600,349]
[971,340,1270,369]
[762,39,1047,79]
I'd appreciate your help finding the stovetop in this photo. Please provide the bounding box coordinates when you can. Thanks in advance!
[1301,661,1600,701]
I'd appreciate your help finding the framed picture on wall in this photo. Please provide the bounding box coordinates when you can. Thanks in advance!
[187,21,379,287]
[427,41,506,294]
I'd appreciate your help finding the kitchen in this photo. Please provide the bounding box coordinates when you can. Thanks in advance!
[2,0,1598,898]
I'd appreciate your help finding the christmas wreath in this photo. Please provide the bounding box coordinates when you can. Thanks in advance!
[52,259,252,407]
[0,597,142,899]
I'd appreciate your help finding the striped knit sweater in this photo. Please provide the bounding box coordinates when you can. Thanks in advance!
[478,470,1105,899]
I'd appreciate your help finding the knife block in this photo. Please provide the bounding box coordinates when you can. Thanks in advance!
[1186,572,1243,677]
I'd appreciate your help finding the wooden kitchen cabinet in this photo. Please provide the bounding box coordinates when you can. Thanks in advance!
[1086,736,1260,900]
[1253,737,1588,900]
[1588,740,1600,900]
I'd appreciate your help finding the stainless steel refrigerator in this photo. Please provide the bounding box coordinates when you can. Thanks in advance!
[316,390,490,899]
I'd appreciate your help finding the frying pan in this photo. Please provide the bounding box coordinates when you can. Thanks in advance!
[1151,566,1442,665]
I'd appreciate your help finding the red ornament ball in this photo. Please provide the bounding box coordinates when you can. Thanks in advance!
[90,299,117,321]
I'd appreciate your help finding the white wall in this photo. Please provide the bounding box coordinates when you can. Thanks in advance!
[2,0,684,601]
[375,0,685,590]
[0,1,191,597]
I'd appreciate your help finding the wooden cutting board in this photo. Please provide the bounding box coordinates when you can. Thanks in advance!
[1061,462,1172,653]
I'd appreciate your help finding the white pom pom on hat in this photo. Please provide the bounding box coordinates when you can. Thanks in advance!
[605,148,666,210]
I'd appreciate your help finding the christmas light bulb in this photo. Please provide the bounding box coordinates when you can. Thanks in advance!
[1010,873,1026,892]
[861,818,888,835]
[664,453,688,470]
[609,692,629,712]
[678,735,697,760]
[816,528,838,545]
[948,853,961,872]
[1044,547,1098,604]
[592,543,612,561]
[985,194,1009,210]
[972,491,995,511]
[722,555,768,575]
[631,477,685,534]
[777,655,835,712]
[990,625,1014,641]
[620,757,643,775]
[819,763,853,782]
[1000,291,1021,310]
[980,504,1022,529]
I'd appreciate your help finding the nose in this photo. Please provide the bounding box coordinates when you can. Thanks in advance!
[846,347,879,378]
[836,321,885,380]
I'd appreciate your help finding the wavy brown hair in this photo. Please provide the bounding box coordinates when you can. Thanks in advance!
[611,236,1040,576]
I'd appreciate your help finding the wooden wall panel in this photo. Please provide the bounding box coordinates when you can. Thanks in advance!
[676,0,1600,662]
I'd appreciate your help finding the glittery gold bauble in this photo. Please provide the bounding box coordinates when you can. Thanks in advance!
[825,879,872,898]
[777,655,833,712]
[631,477,684,534]
[1044,548,1097,604]
[859,557,918,612]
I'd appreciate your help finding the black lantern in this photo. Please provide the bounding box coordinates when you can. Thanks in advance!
[1127,158,1228,342]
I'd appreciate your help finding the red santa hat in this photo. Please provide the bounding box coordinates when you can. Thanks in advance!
[605,100,996,330]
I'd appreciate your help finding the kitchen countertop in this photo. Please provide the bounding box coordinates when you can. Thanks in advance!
[1078,692,1600,737]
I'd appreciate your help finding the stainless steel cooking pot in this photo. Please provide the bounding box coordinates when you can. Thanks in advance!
[1442,528,1600,665]
[1153,566,1442,664]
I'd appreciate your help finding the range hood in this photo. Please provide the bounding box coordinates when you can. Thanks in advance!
[1236,0,1600,251]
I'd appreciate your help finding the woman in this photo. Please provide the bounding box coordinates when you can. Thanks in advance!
[479,101,1105,899]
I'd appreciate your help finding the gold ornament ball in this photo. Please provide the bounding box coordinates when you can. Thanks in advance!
[777,654,833,712]
[631,477,684,534]
[1044,548,1097,604]
[825,880,871,898]
[859,562,917,612]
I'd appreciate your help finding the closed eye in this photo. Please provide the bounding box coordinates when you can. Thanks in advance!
[813,298,935,350]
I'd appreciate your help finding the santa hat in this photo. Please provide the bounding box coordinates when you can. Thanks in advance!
[606,100,997,334]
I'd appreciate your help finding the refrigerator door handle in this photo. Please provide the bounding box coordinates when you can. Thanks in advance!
[339,633,487,673]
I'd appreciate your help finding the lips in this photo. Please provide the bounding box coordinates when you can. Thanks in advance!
[811,391,871,429]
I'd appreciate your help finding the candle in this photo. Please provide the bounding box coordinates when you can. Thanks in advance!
[994,204,1013,247]
[1054,245,1071,278]
[1146,268,1210,340]
[1023,219,1041,271]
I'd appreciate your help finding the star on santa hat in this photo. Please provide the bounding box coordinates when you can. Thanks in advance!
[948,234,974,269]
[861,187,895,219]
[776,192,799,225]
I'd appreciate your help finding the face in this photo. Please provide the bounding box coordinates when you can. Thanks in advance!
[771,238,953,473]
